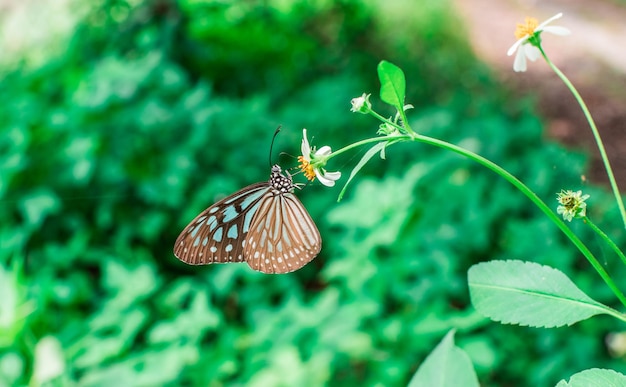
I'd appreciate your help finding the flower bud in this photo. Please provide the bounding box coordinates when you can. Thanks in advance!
[350,93,372,114]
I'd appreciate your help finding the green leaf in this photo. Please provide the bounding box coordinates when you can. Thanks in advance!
[19,189,60,227]
[409,330,479,387]
[337,141,386,202]
[468,260,612,328]
[0,261,31,347]
[555,368,626,387]
[377,60,405,110]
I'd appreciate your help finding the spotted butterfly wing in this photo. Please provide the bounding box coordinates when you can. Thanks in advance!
[173,182,268,265]
[174,165,321,273]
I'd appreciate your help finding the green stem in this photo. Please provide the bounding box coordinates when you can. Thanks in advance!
[322,117,626,306]
[584,216,626,267]
[413,133,626,307]
[323,112,407,163]
[398,108,412,134]
[369,107,414,134]
[368,110,395,128]
[331,130,626,307]
[539,47,626,230]
[325,134,404,161]
[599,305,626,323]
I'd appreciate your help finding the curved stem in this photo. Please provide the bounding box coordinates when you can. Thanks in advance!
[404,135,626,306]
[584,216,626,267]
[539,47,626,230]
[323,125,626,306]
[412,133,626,307]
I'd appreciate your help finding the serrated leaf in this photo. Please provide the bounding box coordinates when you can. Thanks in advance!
[555,368,626,387]
[377,61,405,110]
[338,141,386,202]
[468,260,613,328]
[408,330,479,387]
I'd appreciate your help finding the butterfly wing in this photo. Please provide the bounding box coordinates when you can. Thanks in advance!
[244,192,321,274]
[174,182,270,265]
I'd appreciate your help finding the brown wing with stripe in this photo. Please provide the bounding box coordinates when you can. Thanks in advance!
[244,192,321,274]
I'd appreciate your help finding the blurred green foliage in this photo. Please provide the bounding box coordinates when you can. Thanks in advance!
[2,0,626,386]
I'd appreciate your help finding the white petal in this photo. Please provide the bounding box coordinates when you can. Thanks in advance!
[541,26,570,36]
[314,145,332,156]
[513,48,527,72]
[316,173,335,187]
[315,170,341,187]
[537,13,563,29]
[324,171,341,180]
[301,129,311,161]
[507,37,527,56]
[524,45,541,61]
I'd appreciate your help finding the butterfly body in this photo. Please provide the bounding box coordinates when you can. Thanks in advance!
[174,165,321,273]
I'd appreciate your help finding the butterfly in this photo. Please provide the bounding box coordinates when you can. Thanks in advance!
[174,165,321,274]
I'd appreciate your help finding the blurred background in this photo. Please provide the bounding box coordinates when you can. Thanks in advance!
[2,0,626,386]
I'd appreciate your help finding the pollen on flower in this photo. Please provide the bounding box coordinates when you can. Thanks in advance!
[298,156,316,181]
[556,189,590,222]
[515,17,539,39]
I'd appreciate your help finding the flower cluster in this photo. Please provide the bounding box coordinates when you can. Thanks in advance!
[298,129,341,187]
[556,189,590,222]
[507,13,570,72]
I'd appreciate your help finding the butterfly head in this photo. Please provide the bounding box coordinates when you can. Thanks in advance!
[270,164,297,193]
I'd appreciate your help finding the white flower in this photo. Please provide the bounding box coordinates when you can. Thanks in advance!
[507,13,570,72]
[350,93,371,113]
[556,189,590,222]
[33,336,65,384]
[299,129,341,187]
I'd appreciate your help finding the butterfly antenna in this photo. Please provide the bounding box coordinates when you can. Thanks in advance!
[269,125,282,167]
[287,165,301,175]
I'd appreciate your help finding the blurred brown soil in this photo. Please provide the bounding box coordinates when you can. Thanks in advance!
[454,0,626,191]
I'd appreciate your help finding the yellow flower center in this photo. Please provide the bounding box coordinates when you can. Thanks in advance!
[514,17,538,39]
[559,196,576,208]
[298,156,316,181]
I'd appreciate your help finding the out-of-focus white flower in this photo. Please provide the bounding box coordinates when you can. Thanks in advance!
[507,13,570,72]
[32,336,65,384]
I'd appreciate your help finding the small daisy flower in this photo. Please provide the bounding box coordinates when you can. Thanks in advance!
[350,93,372,114]
[298,129,341,187]
[556,189,590,222]
[507,13,570,72]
